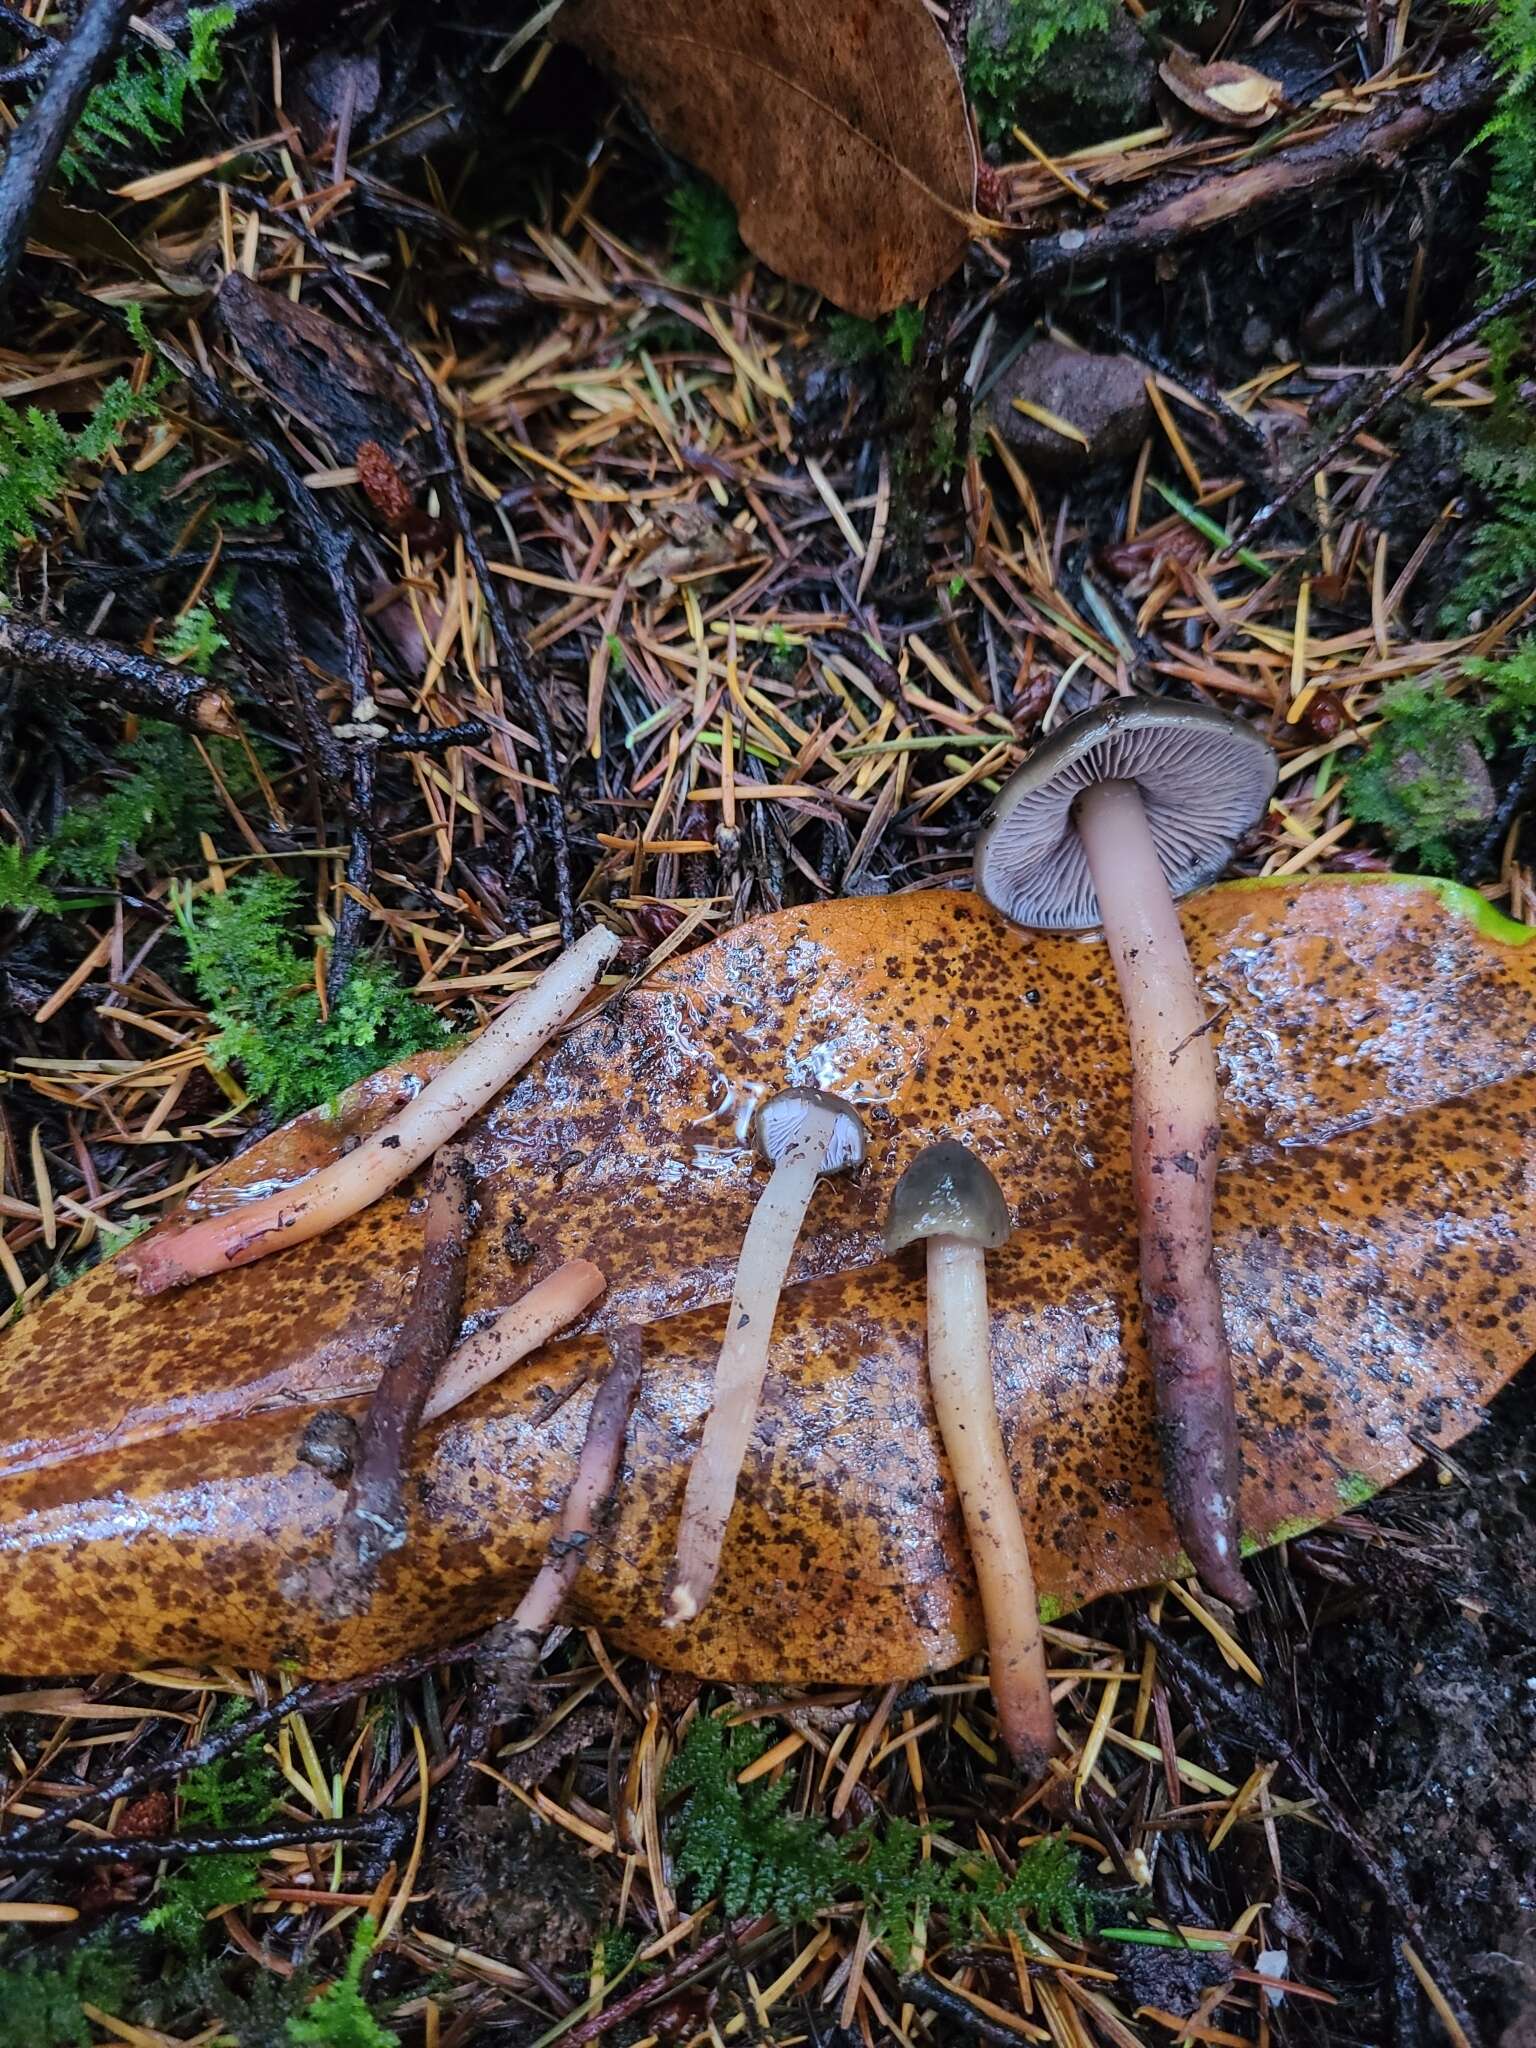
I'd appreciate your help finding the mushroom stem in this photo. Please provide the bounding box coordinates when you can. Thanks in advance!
[664,1105,838,1627]
[1074,778,1251,1609]
[124,925,619,1296]
[926,1234,1057,1773]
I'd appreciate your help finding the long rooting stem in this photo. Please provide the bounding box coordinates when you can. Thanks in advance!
[927,1235,1057,1773]
[1076,779,1251,1609]
[124,925,618,1294]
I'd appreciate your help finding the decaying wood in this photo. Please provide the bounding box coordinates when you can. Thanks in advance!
[1015,53,1497,290]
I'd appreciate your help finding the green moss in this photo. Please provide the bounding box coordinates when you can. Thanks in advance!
[58,6,235,183]
[1341,682,1494,872]
[667,180,742,295]
[178,873,450,1119]
[143,1704,280,1952]
[0,374,162,562]
[0,1937,134,2048]
[0,842,60,914]
[826,305,923,368]
[284,1919,399,2047]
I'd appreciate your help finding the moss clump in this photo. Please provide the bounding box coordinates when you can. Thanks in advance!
[178,873,450,1119]
[667,179,742,295]
[966,0,1180,146]
[827,304,924,368]
[0,1938,135,2048]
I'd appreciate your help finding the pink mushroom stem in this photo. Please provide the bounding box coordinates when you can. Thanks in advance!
[1074,778,1251,1609]
[421,1260,607,1421]
[663,1102,842,1627]
[124,925,620,1296]
[926,1234,1057,1773]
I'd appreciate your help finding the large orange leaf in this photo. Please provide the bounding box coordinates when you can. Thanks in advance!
[0,877,1532,1681]
[558,0,977,319]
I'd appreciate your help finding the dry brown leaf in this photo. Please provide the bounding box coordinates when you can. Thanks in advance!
[1,879,1533,1682]
[1159,48,1286,129]
[558,0,976,318]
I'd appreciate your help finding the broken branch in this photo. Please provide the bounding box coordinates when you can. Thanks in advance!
[0,613,237,733]
[1014,54,1497,293]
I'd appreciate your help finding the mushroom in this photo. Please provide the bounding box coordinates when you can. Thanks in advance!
[886,1141,1056,1773]
[973,698,1276,1610]
[665,1086,866,1627]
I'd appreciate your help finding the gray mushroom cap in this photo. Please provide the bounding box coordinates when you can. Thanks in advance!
[753,1088,867,1173]
[885,1142,1012,1254]
[973,698,1277,933]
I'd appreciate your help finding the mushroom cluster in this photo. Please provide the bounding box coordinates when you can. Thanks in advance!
[95,692,1276,1772]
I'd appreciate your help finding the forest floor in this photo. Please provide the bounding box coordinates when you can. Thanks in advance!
[1,2,1534,2044]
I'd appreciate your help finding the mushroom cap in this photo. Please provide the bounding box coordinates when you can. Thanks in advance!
[753,1087,867,1173]
[973,698,1277,933]
[884,1141,1012,1253]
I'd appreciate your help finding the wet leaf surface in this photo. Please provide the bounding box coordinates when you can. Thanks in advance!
[0,876,1532,1681]
[558,0,976,318]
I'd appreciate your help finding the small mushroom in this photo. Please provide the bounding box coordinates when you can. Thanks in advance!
[886,1141,1056,1773]
[665,1087,866,1627]
[974,698,1276,1609]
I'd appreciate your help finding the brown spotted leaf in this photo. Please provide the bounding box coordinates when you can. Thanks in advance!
[0,878,1533,1681]
[558,0,976,319]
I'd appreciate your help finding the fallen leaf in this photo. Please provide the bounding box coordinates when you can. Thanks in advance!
[29,193,202,294]
[558,0,976,319]
[1159,49,1286,129]
[1,877,1533,1681]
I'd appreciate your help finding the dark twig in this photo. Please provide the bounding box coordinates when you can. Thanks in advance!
[380,719,491,755]
[0,1641,480,1852]
[309,1149,476,1618]
[1231,267,1536,553]
[1142,1620,1483,2048]
[1471,742,1536,874]
[227,187,578,941]
[0,1808,412,1872]
[562,1916,777,2045]
[0,0,136,305]
[478,1324,645,1717]
[1014,54,1497,296]
[0,613,237,733]
[900,1973,1033,2047]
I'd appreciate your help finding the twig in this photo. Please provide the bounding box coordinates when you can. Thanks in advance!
[1230,267,1536,553]
[1014,54,1498,294]
[900,1973,1033,2047]
[311,1149,475,1618]
[562,1916,777,2046]
[0,613,237,733]
[0,1642,481,1852]
[1471,740,1536,875]
[227,187,578,941]
[479,1323,645,1716]
[0,1808,412,1872]
[0,0,136,305]
[381,719,491,754]
[1141,1620,1483,2048]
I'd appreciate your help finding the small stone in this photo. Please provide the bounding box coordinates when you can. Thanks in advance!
[989,341,1152,477]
